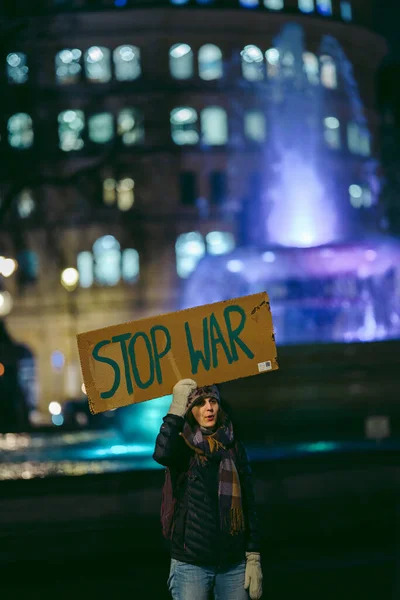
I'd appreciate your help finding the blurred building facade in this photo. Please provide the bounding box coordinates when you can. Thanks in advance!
[0,0,387,422]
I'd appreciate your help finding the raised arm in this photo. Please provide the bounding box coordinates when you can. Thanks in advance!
[153,378,196,468]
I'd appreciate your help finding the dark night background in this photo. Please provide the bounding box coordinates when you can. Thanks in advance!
[1,0,400,598]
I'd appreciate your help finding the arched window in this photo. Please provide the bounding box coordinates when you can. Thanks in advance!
[299,0,314,12]
[349,184,372,208]
[205,232,235,255]
[281,51,295,78]
[241,45,264,81]
[324,116,341,149]
[103,179,117,206]
[17,189,35,218]
[303,52,319,85]
[58,110,85,151]
[56,49,82,84]
[92,235,121,286]
[244,110,266,142]
[320,54,337,89]
[88,112,114,144]
[201,107,228,145]
[170,107,199,145]
[6,52,28,84]
[77,252,94,288]
[113,45,141,81]
[117,178,135,211]
[264,0,283,9]
[8,113,34,149]
[102,178,135,210]
[265,48,280,78]
[198,44,223,80]
[122,248,139,283]
[176,232,206,278]
[84,46,111,83]
[316,0,332,15]
[118,108,144,145]
[347,122,371,156]
[169,44,193,79]
[340,0,352,21]
[17,250,39,284]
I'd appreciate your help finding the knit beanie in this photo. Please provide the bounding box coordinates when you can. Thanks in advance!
[186,385,220,414]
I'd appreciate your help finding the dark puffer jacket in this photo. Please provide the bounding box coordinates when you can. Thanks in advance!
[153,413,260,567]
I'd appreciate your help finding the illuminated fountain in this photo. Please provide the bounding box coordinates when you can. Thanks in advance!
[181,24,400,345]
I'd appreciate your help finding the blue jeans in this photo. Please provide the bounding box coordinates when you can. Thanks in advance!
[167,558,249,600]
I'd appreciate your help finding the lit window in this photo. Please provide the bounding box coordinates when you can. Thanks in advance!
[58,110,85,152]
[264,0,283,9]
[88,113,114,144]
[122,249,139,283]
[169,44,193,80]
[324,116,340,149]
[241,45,264,82]
[103,178,117,205]
[55,49,82,84]
[6,52,28,84]
[244,111,266,142]
[77,252,94,288]
[240,0,259,7]
[198,44,223,80]
[349,184,372,208]
[320,54,337,89]
[17,189,35,218]
[8,113,34,149]
[171,107,199,145]
[340,0,352,21]
[303,52,319,85]
[281,51,295,78]
[170,0,189,4]
[299,0,314,12]
[201,107,228,145]
[117,178,135,211]
[176,232,206,278]
[265,48,280,78]
[347,122,371,156]
[118,108,144,145]
[114,45,141,81]
[84,46,111,83]
[93,235,121,286]
[316,0,332,15]
[17,250,39,283]
[206,232,235,255]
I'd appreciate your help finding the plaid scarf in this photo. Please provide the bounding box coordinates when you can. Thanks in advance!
[161,419,245,538]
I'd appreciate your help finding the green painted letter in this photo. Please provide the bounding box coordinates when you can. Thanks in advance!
[112,333,133,395]
[224,305,255,361]
[209,312,233,368]
[92,339,121,399]
[150,325,171,384]
[185,318,211,375]
[128,331,155,389]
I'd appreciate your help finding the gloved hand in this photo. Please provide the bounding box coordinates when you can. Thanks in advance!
[168,379,197,417]
[244,552,263,600]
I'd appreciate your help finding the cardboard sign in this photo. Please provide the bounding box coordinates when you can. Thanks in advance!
[77,292,278,414]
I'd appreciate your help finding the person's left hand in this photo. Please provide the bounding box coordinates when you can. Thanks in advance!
[244,552,263,600]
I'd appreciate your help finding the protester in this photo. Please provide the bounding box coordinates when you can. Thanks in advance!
[153,378,263,600]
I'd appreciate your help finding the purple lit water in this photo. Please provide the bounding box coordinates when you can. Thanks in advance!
[181,24,400,345]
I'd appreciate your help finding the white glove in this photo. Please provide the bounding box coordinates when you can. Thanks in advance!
[168,379,197,417]
[244,552,263,600]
